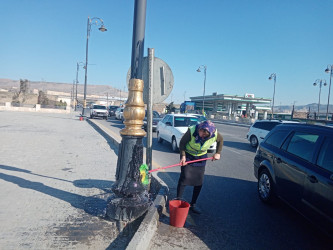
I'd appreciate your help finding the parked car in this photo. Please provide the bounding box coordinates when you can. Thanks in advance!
[156,114,216,152]
[90,104,108,119]
[247,120,298,147]
[254,123,333,236]
[143,110,162,132]
[108,105,119,116]
[191,114,207,123]
[115,107,124,121]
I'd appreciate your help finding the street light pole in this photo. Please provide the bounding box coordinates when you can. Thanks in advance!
[313,79,327,117]
[268,73,277,118]
[106,0,150,222]
[325,65,333,120]
[75,62,84,111]
[197,65,207,115]
[82,16,107,116]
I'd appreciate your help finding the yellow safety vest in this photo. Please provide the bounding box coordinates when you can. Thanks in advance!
[185,126,217,156]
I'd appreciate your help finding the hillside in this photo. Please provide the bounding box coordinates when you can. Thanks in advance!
[0,78,127,98]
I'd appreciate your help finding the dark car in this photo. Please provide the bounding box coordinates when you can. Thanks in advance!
[143,110,162,132]
[254,123,333,236]
[108,105,119,116]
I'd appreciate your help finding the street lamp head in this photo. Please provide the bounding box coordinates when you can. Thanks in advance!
[325,68,330,74]
[268,76,272,80]
[196,68,201,72]
[313,82,317,86]
[99,25,107,32]
[324,82,327,86]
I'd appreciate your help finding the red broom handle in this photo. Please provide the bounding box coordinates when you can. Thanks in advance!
[148,157,214,173]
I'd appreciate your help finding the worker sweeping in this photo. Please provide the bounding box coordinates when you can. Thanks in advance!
[177,120,223,214]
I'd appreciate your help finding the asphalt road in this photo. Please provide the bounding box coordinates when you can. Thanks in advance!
[95,116,332,249]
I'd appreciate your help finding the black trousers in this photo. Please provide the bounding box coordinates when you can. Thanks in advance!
[176,182,202,205]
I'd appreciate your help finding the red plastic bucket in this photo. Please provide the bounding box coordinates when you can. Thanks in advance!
[79,116,83,121]
[169,199,190,227]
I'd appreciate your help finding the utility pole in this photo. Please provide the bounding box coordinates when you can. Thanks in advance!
[106,0,150,222]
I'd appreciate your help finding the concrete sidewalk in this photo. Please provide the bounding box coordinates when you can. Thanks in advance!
[0,111,133,249]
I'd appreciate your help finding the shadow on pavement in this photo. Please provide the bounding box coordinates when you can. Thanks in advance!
[106,119,125,129]
[156,172,332,250]
[0,164,113,217]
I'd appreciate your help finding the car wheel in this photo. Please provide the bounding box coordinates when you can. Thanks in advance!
[172,137,178,152]
[250,135,258,148]
[157,132,163,143]
[258,169,275,204]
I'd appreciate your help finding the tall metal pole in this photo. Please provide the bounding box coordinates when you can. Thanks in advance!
[197,65,207,114]
[318,82,322,115]
[203,66,206,114]
[269,73,277,118]
[146,48,154,171]
[325,65,332,120]
[313,79,327,118]
[272,76,276,116]
[75,63,80,111]
[83,17,90,116]
[107,0,150,222]
[82,17,107,116]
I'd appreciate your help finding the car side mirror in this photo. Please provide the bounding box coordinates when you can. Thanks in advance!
[166,122,172,126]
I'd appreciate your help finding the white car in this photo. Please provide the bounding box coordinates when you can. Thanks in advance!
[247,120,299,147]
[90,104,108,119]
[156,114,216,152]
[115,107,124,121]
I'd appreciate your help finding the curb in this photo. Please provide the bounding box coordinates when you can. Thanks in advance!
[86,118,169,250]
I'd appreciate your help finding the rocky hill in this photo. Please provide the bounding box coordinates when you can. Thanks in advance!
[0,78,127,98]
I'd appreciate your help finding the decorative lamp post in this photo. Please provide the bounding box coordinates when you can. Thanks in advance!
[325,65,333,120]
[82,17,107,116]
[106,0,150,222]
[268,73,277,118]
[313,79,327,117]
[196,65,207,115]
[75,62,85,111]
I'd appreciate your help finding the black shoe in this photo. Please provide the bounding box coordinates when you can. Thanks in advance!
[190,204,202,214]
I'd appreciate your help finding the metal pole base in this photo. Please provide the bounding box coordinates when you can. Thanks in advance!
[106,135,151,222]
[106,192,150,221]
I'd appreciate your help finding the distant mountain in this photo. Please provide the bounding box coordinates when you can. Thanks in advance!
[275,103,333,113]
[0,78,127,98]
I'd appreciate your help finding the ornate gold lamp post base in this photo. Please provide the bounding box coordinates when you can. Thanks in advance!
[106,79,151,222]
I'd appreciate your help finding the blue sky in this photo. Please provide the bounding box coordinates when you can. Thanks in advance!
[1,0,332,105]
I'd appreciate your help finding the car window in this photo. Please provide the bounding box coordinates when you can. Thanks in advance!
[167,116,173,125]
[161,115,169,123]
[265,130,290,148]
[145,111,160,118]
[174,117,198,127]
[317,137,333,172]
[153,111,160,118]
[286,132,319,162]
[197,116,207,122]
[253,121,279,131]
[93,105,106,109]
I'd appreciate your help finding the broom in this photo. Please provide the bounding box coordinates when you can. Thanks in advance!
[139,157,214,185]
